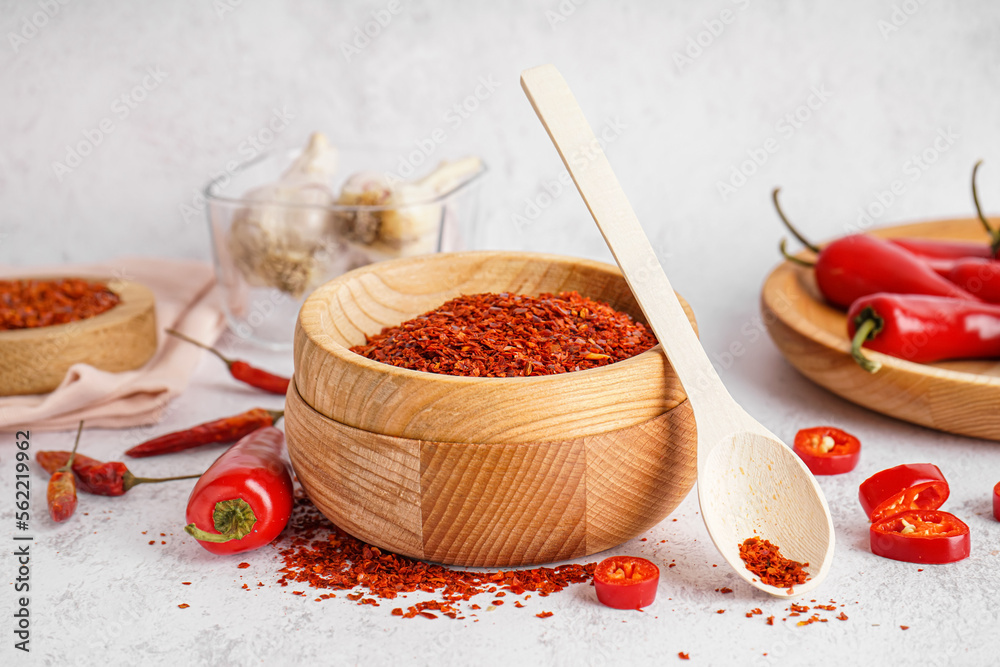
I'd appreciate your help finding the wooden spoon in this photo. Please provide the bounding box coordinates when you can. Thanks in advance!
[521,64,834,597]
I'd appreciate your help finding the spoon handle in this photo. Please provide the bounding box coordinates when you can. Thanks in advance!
[520,65,731,413]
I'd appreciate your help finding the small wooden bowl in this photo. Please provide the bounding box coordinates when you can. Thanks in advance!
[294,251,696,444]
[762,217,1000,441]
[286,379,697,567]
[286,250,699,566]
[0,278,157,396]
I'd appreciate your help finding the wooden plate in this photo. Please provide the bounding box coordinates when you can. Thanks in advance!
[762,217,1000,441]
[0,278,157,396]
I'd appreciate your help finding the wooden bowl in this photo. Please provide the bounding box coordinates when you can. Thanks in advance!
[285,250,699,566]
[285,379,697,567]
[0,278,157,396]
[294,251,696,444]
[762,217,1000,441]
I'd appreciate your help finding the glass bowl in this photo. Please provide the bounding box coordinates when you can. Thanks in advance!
[204,144,486,349]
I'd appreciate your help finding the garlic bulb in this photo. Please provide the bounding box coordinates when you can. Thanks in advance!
[335,156,482,258]
[228,132,339,298]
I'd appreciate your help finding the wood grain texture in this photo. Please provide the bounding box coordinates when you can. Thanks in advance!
[762,217,1000,441]
[285,378,697,567]
[520,64,834,597]
[0,278,157,396]
[294,250,697,444]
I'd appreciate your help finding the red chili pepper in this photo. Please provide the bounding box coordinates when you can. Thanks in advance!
[774,189,978,310]
[858,463,949,522]
[36,451,200,495]
[592,556,659,610]
[183,426,293,555]
[940,258,1000,303]
[792,426,861,476]
[870,509,970,564]
[889,237,993,262]
[125,408,284,458]
[165,329,290,395]
[994,482,1000,522]
[847,293,1000,372]
[47,421,83,523]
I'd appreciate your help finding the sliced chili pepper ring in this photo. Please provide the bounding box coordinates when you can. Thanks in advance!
[792,427,861,476]
[593,556,659,610]
[858,463,949,522]
[869,510,970,564]
[993,482,1000,522]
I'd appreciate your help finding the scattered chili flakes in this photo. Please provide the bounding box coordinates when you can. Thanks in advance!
[814,604,836,611]
[177,603,190,609]
[536,611,554,619]
[350,291,657,378]
[739,537,809,589]
[274,492,595,620]
[900,626,909,630]
[0,278,120,330]
[837,612,849,621]
[715,609,725,614]
[766,616,775,625]
[789,603,810,613]
[678,652,690,660]
[716,587,733,594]
[148,540,155,545]
[746,608,763,618]
[237,562,251,569]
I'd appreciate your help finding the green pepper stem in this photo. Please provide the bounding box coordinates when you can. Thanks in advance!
[122,471,202,493]
[183,524,241,543]
[780,238,816,267]
[165,328,233,367]
[850,318,882,374]
[183,498,257,544]
[772,188,820,253]
[971,160,1000,254]
[58,421,85,473]
[267,409,285,425]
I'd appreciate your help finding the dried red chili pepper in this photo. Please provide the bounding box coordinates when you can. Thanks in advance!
[124,408,284,458]
[47,421,83,523]
[184,427,294,555]
[165,329,290,395]
[37,451,200,495]
[738,537,810,589]
[0,279,120,330]
[847,294,1000,372]
[774,189,979,309]
[351,291,656,377]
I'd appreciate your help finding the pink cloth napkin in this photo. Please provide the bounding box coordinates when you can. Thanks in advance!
[0,257,224,432]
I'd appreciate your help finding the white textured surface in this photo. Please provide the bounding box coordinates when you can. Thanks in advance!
[3,1,1000,665]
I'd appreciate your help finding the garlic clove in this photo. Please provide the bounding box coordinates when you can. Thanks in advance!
[227,132,340,297]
